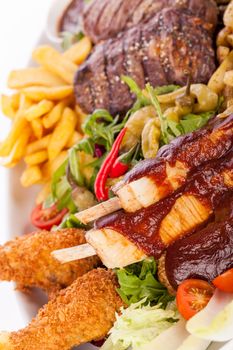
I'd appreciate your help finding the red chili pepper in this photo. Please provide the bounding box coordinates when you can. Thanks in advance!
[109,144,137,178]
[94,127,127,201]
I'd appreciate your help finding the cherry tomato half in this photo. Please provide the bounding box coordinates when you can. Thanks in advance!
[31,203,68,230]
[176,279,214,320]
[213,268,233,293]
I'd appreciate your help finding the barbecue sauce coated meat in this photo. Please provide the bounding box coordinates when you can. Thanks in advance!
[122,115,233,184]
[165,216,233,289]
[95,152,233,258]
[82,0,218,43]
[74,8,216,115]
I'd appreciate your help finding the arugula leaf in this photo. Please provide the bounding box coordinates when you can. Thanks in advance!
[83,109,125,151]
[74,137,95,155]
[167,120,183,137]
[146,84,171,144]
[154,85,180,96]
[68,148,84,187]
[121,76,151,118]
[116,257,174,308]
[51,159,68,198]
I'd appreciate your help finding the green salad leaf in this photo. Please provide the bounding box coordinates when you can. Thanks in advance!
[154,85,180,96]
[179,111,214,134]
[57,213,87,230]
[101,299,179,350]
[83,109,125,151]
[116,258,174,308]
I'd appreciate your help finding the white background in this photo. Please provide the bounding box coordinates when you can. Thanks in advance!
[0,0,52,330]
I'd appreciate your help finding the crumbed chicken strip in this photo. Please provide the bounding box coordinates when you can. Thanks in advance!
[0,269,123,350]
[0,229,100,294]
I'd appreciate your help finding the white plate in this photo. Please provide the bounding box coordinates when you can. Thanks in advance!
[0,4,232,350]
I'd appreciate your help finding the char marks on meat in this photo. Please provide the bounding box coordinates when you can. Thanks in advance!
[82,0,218,43]
[75,8,216,115]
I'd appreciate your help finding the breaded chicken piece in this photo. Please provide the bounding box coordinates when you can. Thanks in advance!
[0,229,100,295]
[0,269,123,350]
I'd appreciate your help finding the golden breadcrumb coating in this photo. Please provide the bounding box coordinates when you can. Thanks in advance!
[0,229,100,294]
[0,269,123,350]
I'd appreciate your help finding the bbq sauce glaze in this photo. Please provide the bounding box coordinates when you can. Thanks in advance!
[165,212,233,289]
[96,151,233,258]
[121,114,233,186]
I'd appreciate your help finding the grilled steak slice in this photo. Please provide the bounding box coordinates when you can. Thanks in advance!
[75,8,216,115]
[82,0,218,43]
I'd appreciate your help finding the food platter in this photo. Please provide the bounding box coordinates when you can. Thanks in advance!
[0,0,233,349]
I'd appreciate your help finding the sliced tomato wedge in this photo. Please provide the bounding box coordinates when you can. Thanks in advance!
[176,279,214,320]
[31,203,68,230]
[212,268,233,293]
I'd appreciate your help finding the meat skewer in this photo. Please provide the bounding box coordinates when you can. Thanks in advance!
[75,8,216,115]
[82,0,218,43]
[53,152,233,268]
[0,229,99,295]
[75,114,233,225]
[0,269,123,350]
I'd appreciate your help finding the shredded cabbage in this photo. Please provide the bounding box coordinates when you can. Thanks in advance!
[101,300,179,350]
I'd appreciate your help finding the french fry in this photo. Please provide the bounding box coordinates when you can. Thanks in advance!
[208,50,233,93]
[66,131,83,148]
[26,134,51,155]
[22,86,73,102]
[24,150,48,166]
[48,107,77,160]
[42,100,67,129]
[1,126,31,167]
[42,151,68,180]
[31,119,44,139]
[7,67,66,89]
[32,46,78,84]
[1,95,16,119]
[63,37,92,64]
[20,165,42,187]
[36,182,51,204]
[75,104,88,131]
[24,100,54,121]
[10,93,20,110]
[0,96,32,157]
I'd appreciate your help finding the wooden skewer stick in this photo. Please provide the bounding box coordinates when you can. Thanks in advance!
[75,196,122,224]
[52,243,97,264]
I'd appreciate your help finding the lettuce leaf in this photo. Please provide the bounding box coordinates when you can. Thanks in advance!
[101,300,179,350]
[116,257,174,308]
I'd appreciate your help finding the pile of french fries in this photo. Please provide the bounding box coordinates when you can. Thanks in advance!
[0,37,92,199]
